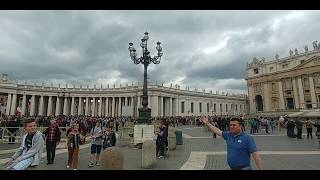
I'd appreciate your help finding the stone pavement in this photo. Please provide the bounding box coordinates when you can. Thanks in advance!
[0,125,319,170]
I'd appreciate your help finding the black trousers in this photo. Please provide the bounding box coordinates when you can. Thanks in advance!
[307,128,313,139]
[46,142,57,163]
[297,128,302,139]
[156,139,164,157]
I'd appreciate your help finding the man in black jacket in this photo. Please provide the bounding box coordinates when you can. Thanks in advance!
[43,119,61,164]
[295,118,303,139]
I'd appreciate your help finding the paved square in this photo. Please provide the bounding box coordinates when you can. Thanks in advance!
[1,125,319,170]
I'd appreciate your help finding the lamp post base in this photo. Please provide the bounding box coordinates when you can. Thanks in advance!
[133,107,154,146]
[133,124,155,145]
[137,107,151,124]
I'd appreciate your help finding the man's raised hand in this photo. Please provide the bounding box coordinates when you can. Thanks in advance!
[201,115,208,124]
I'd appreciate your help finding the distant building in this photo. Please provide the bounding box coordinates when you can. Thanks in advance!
[246,41,320,116]
[0,74,247,117]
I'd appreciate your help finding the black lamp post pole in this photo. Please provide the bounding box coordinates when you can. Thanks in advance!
[128,32,163,124]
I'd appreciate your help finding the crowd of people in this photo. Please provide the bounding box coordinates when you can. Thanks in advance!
[1,113,320,170]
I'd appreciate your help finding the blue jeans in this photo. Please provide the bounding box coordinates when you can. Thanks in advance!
[11,157,34,170]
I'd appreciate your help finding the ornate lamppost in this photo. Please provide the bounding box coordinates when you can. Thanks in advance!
[128,32,163,124]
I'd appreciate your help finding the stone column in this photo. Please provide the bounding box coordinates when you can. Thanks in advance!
[21,94,27,116]
[169,97,172,116]
[297,77,305,109]
[99,97,103,117]
[30,95,36,116]
[105,97,109,117]
[55,96,60,116]
[131,96,135,117]
[151,95,158,117]
[175,98,179,116]
[118,97,122,117]
[85,97,89,116]
[278,81,285,110]
[160,96,164,117]
[78,97,82,116]
[10,94,17,115]
[47,96,52,116]
[38,95,44,116]
[5,93,12,115]
[112,97,115,117]
[148,95,151,109]
[263,83,271,112]
[137,95,140,116]
[71,97,75,116]
[63,97,68,115]
[309,76,317,108]
[92,97,96,116]
[248,85,255,114]
[125,97,128,106]
[292,78,300,109]
[262,82,271,111]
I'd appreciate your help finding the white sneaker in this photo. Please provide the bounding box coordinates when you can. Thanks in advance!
[73,169,77,170]
[66,165,70,169]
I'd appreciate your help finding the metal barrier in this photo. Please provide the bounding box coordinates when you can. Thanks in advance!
[0,127,69,144]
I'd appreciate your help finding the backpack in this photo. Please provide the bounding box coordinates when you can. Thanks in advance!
[103,131,115,149]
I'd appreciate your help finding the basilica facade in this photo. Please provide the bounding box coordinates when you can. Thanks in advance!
[0,74,247,118]
[246,41,320,115]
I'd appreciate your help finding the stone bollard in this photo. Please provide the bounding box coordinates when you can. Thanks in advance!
[100,147,123,170]
[168,127,176,150]
[141,140,156,169]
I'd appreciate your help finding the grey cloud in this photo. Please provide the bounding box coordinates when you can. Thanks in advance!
[1,10,320,93]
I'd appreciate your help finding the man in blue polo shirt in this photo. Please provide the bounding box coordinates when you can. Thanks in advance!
[201,115,263,170]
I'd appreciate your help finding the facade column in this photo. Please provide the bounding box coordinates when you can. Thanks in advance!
[38,95,44,116]
[169,97,172,116]
[292,78,300,109]
[78,97,82,116]
[21,94,27,116]
[278,81,285,110]
[47,96,52,116]
[99,97,103,117]
[175,97,179,116]
[5,93,12,115]
[55,96,60,116]
[112,97,115,117]
[92,97,96,116]
[151,95,158,117]
[71,97,75,116]
[85,97,89,116]
[248,85,255,114]
[132,96,135,117]
[125,97,128,106]
[160,96,164,117]
[63,97,68,115]
[297,77,305,109]
[263,83,271,112]
[30,95,36,116]
[118,97,122,117]
[309,75,317,108]
[137,95,140,117]
[10,94,17,115]
[148,95,151,109]
[105,97,109,117]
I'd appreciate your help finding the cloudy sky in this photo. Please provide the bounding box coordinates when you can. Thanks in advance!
[1,10,320,94]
